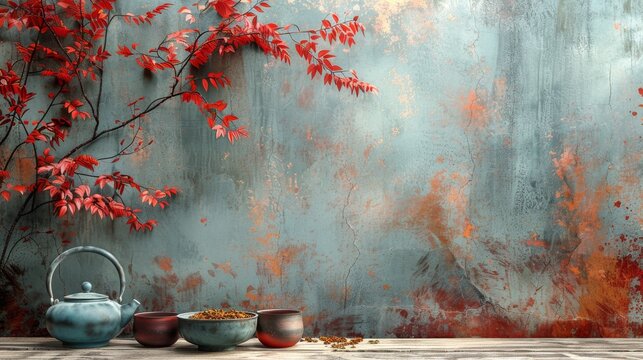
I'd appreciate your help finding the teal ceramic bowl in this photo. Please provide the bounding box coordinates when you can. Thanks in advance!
[177,311,258,351]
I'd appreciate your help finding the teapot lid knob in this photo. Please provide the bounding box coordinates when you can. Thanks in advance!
[81,281,92,293]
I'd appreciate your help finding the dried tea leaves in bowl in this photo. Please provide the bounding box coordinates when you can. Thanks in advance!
[190,309,254,320]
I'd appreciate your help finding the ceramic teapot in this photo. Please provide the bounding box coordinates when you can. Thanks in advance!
[45,246,140,348]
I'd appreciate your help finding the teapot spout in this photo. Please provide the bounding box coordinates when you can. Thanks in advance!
[120,299,140,328]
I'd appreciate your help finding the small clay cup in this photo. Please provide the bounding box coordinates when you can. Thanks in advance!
[256,309,304,348]
[133,312,179,347]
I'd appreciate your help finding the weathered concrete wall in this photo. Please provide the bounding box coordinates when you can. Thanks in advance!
[1,0,642,337]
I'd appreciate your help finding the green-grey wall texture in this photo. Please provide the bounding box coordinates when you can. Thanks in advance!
[1,0,642,337]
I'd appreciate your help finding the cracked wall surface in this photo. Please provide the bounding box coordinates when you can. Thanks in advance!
[1,0,642,337]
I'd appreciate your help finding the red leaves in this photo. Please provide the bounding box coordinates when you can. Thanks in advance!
[25,129,48,144]
[167,28,197,47]
[93,0,116,11]
[127,96,145,107]
[205,100,227,112]
[0,170,9,184]
[127,215,158,232]
[178,6,195,24]
[50,26,71,37]
[0,65,35,116]
[212,124,225,138]
[140,187,177,209]
[294,17,377,96]
[136,54,157,71]
[87,8,109,31]
[122,3,173,26]
[189,33,219,68]
[314,15,365,47]
[90,46,111,64]
[208,72,230,88]
[41,67,74,84]
[227,127,248,144]
[37,148,55,167]
[181,91,204,106]
[57,0,82,20]
[117,45,133,57]
[75,155,99,171]
[134,43,177,72]
[252,1,271,13]
[38,161,175,232]
[212,0,236,19]
[96,172,140,194]
[64,100,90,120]
[198,71,231,91]
[0,0,374,238]
[222,114,238,127]
[152,3,173,16]
[8,184,28,195]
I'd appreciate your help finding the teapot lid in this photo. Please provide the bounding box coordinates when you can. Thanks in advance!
[63,281,108,302]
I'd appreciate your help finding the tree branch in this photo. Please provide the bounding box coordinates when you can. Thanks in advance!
[63,91,186,158]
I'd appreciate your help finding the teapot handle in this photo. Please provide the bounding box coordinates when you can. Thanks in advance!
[46,246,126,305]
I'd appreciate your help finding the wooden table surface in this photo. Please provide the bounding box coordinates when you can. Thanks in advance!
[1,337,642,359]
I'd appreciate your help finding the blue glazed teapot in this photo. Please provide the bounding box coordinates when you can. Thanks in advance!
[45,246,140,348]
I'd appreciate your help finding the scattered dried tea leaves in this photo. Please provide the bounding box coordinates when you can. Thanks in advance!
[190,308,253,320]
[320,336,348,344]
[302,336,365,349]
[331,337,363,349]
[368,339,380,344]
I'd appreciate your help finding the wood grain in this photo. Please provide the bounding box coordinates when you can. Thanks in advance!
[1,338,642,359]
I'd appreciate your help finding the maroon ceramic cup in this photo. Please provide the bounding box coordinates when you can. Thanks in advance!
[256,309,304,348]
[133,312,179,347]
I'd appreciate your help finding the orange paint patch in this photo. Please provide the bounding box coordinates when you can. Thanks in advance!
[552,147,577,180]
[17,157,35,184]
[363,144,375,161]
[154,256,173,272]
[576,252,635,336]
[552,147,614,249]
[390,170,471,261]
[462,218,475,239]
[213,261,237,278]
[372,0,429,34]
[335,164,358,189]
[248,196,268,231]
[547,146,642,336]
[256,232,280,246]
[390,70,416,118]
[178,272,204,293]
[461,90,489,128]
[403,171,450,247]
[524,297,535,310]
[382,284,391,290]
[256,245,307,277]
[524,233,548,248]
[243,285,277,309]
[311,137,345,157]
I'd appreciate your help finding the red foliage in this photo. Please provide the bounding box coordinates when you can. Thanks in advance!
[0,0,375,265]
